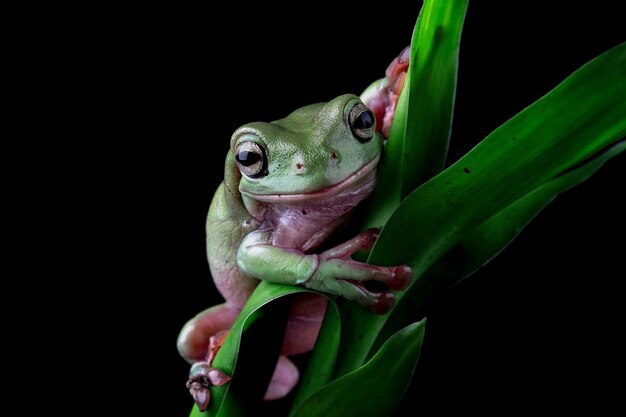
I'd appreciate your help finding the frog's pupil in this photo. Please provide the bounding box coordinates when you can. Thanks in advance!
[354,111,374,129]
[236,151,261,166]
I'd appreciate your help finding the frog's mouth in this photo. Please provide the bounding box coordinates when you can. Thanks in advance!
[241,155,380,204]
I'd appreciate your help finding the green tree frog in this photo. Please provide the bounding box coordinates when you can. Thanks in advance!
[177,92,412,411]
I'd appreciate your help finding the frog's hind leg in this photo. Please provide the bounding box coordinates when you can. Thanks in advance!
[177,303,239,411]
[177,303,239,363]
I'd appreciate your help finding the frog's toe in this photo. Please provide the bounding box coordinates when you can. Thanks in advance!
[388,265,412,290]
[340,261,413,292]
[337,263,413,313]
[187,379,211,411]
[368,291,396,314]
[327,275,394,314]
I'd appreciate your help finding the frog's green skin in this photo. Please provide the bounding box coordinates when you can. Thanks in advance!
[177,94,412,411]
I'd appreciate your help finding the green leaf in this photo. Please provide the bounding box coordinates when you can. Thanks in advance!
[338,0,468,375]
[370,138,625,352]
[291,320,426,417]
[372,41,626,276]
[358,0,467,230]
[337,41,626,375]
[190,282,323,417]
[401,0,468,197]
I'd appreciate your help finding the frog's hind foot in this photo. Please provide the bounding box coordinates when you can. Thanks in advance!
[186,361,231,411]
[186,331,231,411]
[264,356,299,401]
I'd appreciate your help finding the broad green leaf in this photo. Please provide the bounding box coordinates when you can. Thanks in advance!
[337,42,626,375]
[292,320,426,417]
[189,282,326,417]
[370,139,625,353]
[358,0,467,229]
[401,0,468,197]
[371,42,626,277]
[337,0,469,375]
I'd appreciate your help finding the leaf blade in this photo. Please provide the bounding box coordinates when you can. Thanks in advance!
[370,138,625,351]
[372,42,626,272]
[292,320,426,417]
[337,41,626,375]
[401,0,468,197]
[337,0,469,375]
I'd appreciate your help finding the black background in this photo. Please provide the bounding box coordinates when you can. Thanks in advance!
[101,1,625,415]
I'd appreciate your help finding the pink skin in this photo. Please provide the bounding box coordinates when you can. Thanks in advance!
[178,49,412,409]
[363,46,410,139]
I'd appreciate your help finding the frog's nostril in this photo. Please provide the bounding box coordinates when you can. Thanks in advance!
[295,162,305,175]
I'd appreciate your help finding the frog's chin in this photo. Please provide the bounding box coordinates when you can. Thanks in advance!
[241,155,380,204]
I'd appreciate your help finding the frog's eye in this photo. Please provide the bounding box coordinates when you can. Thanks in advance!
[349,103,376,143]
[235,141,267,178]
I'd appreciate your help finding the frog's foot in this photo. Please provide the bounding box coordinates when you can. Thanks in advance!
[305,228,412,314]
[361,46,410,139]
[264,356,299,400]
[186,331,231,411]
[186,362,231,411]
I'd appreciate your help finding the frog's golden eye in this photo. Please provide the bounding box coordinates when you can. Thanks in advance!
[235,141,268,178]
[349,103,376,143]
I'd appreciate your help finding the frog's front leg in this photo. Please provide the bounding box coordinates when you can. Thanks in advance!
[238,228,412,314]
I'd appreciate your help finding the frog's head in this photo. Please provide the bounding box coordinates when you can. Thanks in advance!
[231,94,382,203]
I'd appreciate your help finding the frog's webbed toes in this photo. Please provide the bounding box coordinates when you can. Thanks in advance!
[306,231,413,314]
[321,228,380,258]
[339,266,408,314]
[186,362,231,411]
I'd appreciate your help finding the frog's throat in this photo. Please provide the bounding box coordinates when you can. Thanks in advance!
[240,155,380,204]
